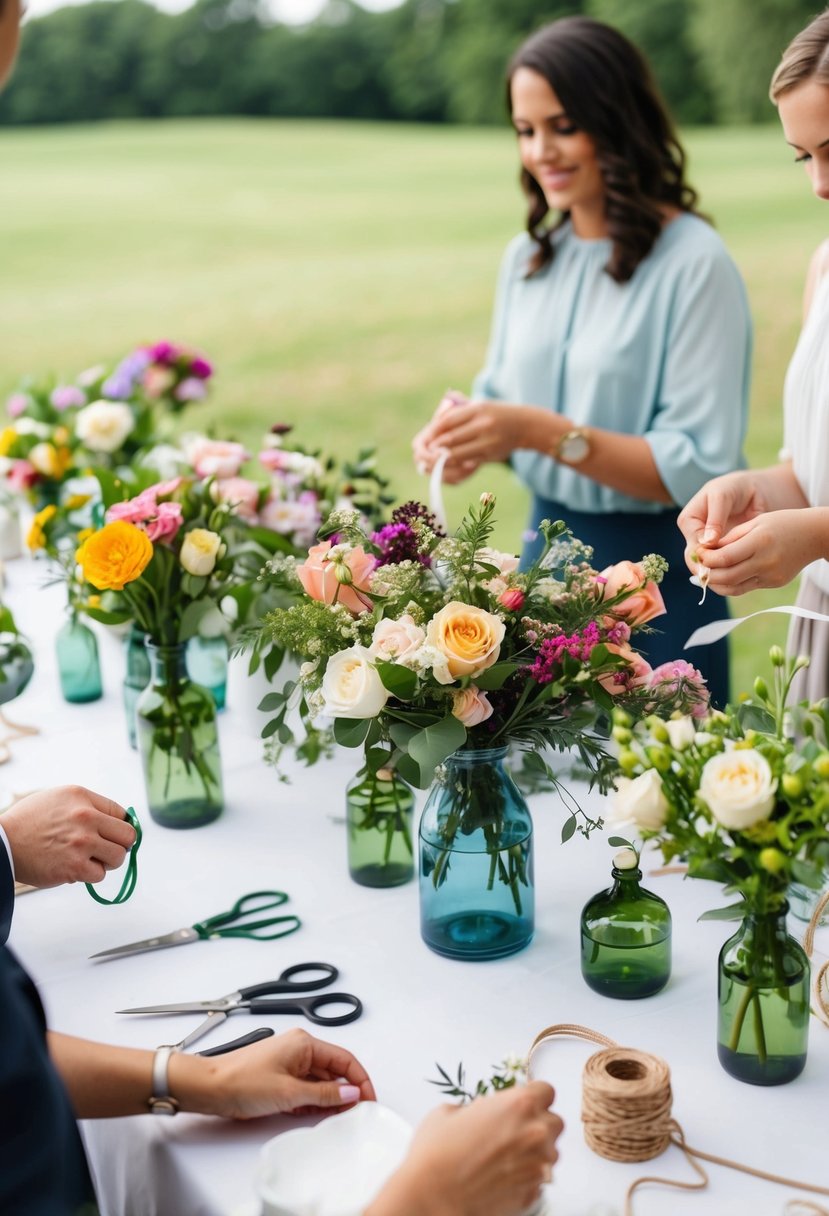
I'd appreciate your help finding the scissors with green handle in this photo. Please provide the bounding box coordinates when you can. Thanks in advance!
[89,890,301,962]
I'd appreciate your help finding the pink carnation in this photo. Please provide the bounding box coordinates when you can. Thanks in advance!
[144,501,183,542]
[647,660,709,718]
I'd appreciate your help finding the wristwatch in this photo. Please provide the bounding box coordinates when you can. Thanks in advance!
[148,1044,180,1116]
[553,427,591,465]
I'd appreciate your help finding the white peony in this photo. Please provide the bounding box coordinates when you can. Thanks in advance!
[75,400,135,453]
[180,528,224,577]
[665,716,696,751]
[321,646,389,719]
[609,769,669,831]
[699,749,777,831]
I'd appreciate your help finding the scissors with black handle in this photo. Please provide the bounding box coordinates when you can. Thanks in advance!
[90,890,301,962]
[117,962,363,1053]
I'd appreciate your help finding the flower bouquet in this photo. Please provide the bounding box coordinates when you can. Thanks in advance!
[608,647,827,1083]
[257,493,707,957]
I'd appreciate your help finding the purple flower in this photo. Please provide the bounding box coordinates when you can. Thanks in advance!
[50,385,86,411]
[173,377,208,403]
[371,520,423,566]
[527,622,601,684]
[148,341,177,365]
[189,356,212,380]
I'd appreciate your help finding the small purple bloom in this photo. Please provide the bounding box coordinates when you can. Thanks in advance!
[522,529,538,544]
[189,356,212,380]
[50,385,86,411]
[173,378,207,403]
[149,341,177,365]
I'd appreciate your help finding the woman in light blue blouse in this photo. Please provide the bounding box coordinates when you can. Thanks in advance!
[413,17,752,707]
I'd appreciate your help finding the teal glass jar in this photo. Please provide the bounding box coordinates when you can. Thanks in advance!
[346,766,414,888]
[56,617,102,703]
[717,904,810,1086]
[0,631,34,706]
[123,625,150,750]
[419,747,534,961]
[186,635,228,711]
[136,642,223,829]
[580,851,671,999]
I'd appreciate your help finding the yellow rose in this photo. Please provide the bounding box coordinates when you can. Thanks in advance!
[64,493,91,511]
[26,504,57,551]
[76,520,153,591]
[28,441,60,477]
[180,528,224,577]
[425,601,505,680]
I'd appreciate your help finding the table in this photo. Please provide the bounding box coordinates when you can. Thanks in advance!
[4,558,828,1216]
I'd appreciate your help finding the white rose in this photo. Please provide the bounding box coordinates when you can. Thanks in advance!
[369,615,426,665]
[180,528,224,577]
[13,418,51,437]
[75,400,135,453]
[665,716,696,751]
[476,546,520,577]
[609,769,669,831]
[140,444,188,480]
[699,749,777,831]
[321,646,389,718]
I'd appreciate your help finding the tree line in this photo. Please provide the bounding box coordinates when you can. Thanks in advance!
[0,0,818,127]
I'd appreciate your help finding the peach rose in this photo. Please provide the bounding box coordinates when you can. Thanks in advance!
[296,540,376,615]
[451,685,494,727]
[425,601,505,679]
[369,614,426,664]
[598,560,665,627]
[597,642,652,695]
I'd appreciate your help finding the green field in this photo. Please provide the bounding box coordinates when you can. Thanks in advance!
[1,118,825,695]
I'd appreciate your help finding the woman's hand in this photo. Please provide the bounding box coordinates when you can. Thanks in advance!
[695,508,824,596]
[2,786,135,888]
[413,390,481,483]
[172,1028,376,1120]
[366,1082,563,1216]
[678,471,770,571]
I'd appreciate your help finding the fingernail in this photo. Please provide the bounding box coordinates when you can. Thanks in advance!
[338,1084,361,1104]
[700,528,717,543]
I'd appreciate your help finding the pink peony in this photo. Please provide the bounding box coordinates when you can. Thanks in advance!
[297,540,376,615]
[213,477,260,522]
[647,660,709,718]
[106,479,184,543]
[598,561,665,627]
[143,501,183,543]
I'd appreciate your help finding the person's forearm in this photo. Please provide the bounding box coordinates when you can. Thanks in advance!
[365,1166,455,1216]
[519,407,672,504]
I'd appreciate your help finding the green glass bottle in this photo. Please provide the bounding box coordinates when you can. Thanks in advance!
[346,766,414,888]
[717,903,809,1086]
[123,625,150,749]
[56,617,102,704]
[580,849,671,999]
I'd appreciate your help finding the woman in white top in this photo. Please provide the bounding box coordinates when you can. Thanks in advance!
[678,8,829,701]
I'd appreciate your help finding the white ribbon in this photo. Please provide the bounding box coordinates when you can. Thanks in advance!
[428,449,451,533]
[685,605,829,650]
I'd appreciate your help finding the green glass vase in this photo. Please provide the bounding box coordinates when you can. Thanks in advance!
[56,617,102,703]
[580,856,671,999]
[123,625,150,750]
[186,635,228,711]
[0,631,34,706]
[346,767,414,888]
[136,643,223,829]
[717,904,810,1086]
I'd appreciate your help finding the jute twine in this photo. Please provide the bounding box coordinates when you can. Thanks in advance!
[803,888,829,1029]
[0,708,40,765]
[528,1023,829,1216]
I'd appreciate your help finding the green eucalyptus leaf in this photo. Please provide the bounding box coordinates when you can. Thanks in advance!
[697,904,746,922]
[474,662,520,691]
[333,717,371,748]
[257,692,286,712]
[375,660,418,700]
[561,815,577,843]
[407,715,467,778]
[737,703,776,735]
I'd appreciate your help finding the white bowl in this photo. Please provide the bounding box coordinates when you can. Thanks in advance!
[257,1102,413,1216]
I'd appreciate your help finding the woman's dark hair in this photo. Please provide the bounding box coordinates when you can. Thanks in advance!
[508,17,702,282]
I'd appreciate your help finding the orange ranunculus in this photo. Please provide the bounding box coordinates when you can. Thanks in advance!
[76,520,153,591]
[426,601,505,680]
[296,540,375,615]
[598,560,665,627]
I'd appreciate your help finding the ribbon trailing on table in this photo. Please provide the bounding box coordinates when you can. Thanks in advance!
[428,448,451,533]
[527,1023,829,1216]
[684,604,829,650]
[85,806,142,906]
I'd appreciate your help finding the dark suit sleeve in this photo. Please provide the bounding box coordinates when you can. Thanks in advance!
[0,834,13,946]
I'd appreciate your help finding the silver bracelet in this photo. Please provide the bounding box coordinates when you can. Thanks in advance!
[148,1044,180,1116]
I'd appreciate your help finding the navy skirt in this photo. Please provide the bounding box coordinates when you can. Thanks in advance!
[521,497,730,709]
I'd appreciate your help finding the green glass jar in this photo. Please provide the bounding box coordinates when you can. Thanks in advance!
[717,903,810,1086]
[346,766,415,888]
[136,642,223,829]
[123,625,150,750]
[580,850,671,999]
[56,617,102,703]
[186,635,228,711]
[0,631,34,707]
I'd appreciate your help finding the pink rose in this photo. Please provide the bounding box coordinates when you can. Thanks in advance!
[296,540,376,615]
[106,480,184,543]
[598,561,665,627]
[144,501,183,543]
[6,394,28,419]
[597,642,652,695]
[369,614,426,664]
[7,459,37,491]
[498,587,525,612]
[451,685,494,727]
[213,476,260,522]
[188,438,249,480]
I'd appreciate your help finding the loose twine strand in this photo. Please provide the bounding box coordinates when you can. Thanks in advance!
[803,888,829,1029]
[527,1024,829,1216]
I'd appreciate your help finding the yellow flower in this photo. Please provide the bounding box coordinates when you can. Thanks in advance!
[76,528,93,544]
[25,504,57,551]
[28,442,60,477]
[76,521,153,591]
[64,493,91,511]
[180,528,224,577]
[53,426,70,446]
[86,595,102,609]
[0,427,17,457]
[425,601,506,680]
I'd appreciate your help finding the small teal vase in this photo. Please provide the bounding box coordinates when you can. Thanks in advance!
[419,746,534,961]
[56,617,102,703]
[123,625,151,749]
[186,635,228,711]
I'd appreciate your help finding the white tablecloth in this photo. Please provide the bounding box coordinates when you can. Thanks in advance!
[3,558,828,1216]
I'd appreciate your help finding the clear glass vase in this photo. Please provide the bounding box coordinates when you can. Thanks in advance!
[122,625,151,750]
[419,746,534,961]
[136,643,223,829]
[186,635,228,711]
[788,841,829,927]
[717,904,810,1086]
[346,766,414,888]
[56,617,102,703]
[580,860,671,999]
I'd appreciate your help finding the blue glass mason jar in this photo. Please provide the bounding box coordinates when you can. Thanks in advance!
[186,635,228,711]
[56,617,102,703]
[419,746,534,960]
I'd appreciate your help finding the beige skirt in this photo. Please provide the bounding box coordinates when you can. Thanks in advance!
[787,576,829,704]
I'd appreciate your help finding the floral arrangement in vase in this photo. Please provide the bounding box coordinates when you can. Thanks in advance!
[607,646,828,1084]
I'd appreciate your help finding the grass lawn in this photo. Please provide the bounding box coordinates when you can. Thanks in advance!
[0,118,825,696]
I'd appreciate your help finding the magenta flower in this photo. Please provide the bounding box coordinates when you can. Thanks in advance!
[189,356,212,380]
[148,341,177,365]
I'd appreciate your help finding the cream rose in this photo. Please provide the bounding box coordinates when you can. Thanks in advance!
[699,749,777,831]
[75,400,135,453]
[369,615,426,665]
[451,685,494,727]
[609,769,669,831]
[180,528,224,577]
[321,646,390,719]
[425,602,505,680]
[665,716,696,751]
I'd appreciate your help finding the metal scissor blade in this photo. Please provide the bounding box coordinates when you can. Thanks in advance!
[90,927,200,961]
[116,1000,234,1015]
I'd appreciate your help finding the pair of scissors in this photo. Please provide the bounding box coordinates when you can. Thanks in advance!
[90,890,300,962]
[117,963,363,1052]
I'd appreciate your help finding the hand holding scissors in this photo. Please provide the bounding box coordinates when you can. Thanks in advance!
[118,962,363,1052]
[91,889,301,961]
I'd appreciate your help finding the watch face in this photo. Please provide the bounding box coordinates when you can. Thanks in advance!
[559,432,590,464]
